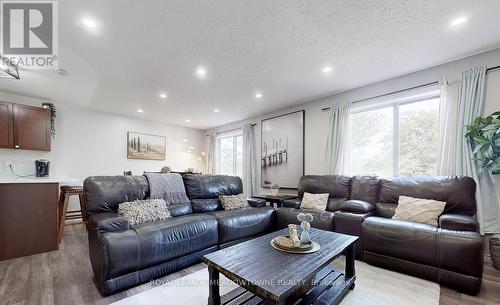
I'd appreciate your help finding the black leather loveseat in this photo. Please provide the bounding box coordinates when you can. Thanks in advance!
[275,175,483,295]
[84,174,274,296]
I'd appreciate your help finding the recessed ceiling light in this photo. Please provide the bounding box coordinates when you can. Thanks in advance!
[183,139,188,142]
[196,67,207,78]
[255,93,263,99]
[189,146,194,150]
[159,93,167,99]
[137,109,144,113]
[323,66,333,73]
[185,119,191,123]
[82,17,98,29]
[450,16,467,27]
[213,108,220,113]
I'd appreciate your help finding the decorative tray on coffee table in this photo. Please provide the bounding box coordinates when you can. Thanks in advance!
[271,235,320,254]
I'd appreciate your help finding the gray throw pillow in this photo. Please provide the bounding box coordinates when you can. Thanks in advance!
[219,194,249,210]
[117,199,172,226]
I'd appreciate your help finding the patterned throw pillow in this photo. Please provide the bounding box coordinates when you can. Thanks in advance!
[300,192,329,210]
[219,194,249,210]
[117,199,172,226]
[392,196,446,226]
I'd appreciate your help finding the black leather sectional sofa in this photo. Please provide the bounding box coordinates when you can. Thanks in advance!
[84,174,483,296]
[276,175,483,295]
[84,174,273,296]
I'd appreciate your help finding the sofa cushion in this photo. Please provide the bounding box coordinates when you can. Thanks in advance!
[298,175,351,199]
[375,202,397,218]
[191,198,220,213]
[351,175,379,203]
[84,175,149,214]
[208,207,274,244]
[183,174,243,200]
[392,196,446,226]
[362,217,438,267]
[100,214,218,279]
[341,200,375,213]
[438,214,478,232]
[275,207,335,231]
[326,197,347,212]
[89,212,129,232]
[379,176,476,215]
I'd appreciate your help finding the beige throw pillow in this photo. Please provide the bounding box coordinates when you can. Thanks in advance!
[300,192,329,210]
[392,196,446,226]
[220,194,249,210]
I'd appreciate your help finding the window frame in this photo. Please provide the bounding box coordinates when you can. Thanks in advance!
[215,129,243,176]
[348,88,440,177]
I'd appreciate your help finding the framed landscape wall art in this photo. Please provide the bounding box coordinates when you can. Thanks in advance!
[127,132,166,160]
[261,110,304,189]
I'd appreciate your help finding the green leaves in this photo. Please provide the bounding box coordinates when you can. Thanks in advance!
[466,112,500,174]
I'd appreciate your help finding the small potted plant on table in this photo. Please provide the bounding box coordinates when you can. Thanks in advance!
[270,184,280,196]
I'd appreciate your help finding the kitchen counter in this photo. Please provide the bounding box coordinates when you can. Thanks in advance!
[0,177,80,184]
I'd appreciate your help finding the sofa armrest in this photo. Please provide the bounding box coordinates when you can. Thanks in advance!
[88,212,129,232]
[340,200,374,213]
[247,197,266,208]
[282,198,301,209]
[439,214,478,232]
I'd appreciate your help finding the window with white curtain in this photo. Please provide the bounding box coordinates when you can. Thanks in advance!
[216,130,243,177]
[349,87,440,177]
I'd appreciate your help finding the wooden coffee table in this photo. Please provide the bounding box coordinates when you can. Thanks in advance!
[203,228,358,305]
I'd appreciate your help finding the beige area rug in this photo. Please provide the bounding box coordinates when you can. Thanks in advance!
[112,258,440,305]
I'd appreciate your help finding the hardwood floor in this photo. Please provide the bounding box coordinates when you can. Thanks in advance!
[0,224,499,305]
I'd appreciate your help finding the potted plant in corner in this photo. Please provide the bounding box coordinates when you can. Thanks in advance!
[465,111,500,175]
[466,111,500,270]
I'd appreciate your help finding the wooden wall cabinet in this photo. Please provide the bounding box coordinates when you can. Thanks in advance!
[0,101,13,148]
[0,102,51,151]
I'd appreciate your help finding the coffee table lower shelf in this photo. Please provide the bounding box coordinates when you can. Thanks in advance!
[218,266,355,305]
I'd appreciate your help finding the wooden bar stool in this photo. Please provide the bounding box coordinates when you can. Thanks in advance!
[58,186,87,244]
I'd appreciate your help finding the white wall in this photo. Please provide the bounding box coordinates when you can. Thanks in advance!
[0,91,206,185]
[207,48,500,195]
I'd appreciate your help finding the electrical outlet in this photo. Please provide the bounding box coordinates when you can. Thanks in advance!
[2,160,14,168]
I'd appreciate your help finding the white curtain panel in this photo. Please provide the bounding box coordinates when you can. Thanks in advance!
[206,134,216,174]
[325,101,351,175]
[437,66,500,234]
[242,124,256,197]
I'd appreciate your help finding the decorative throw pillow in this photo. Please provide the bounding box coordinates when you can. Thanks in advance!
[392,196,446,226]
[300,192,329,210]
[117,199,172,226]
[219,194,249,210]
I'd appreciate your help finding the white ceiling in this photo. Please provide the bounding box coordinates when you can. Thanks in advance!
[2,0,500,130]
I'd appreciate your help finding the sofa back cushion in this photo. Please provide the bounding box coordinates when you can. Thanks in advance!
[350,176,379,203]
[84,176,149,214]
[298,175,351,199]
[378,176,476,216]
[183,174,243,212]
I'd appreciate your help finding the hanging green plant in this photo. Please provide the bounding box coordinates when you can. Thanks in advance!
[465,111,500,174]
[42,101,56,138]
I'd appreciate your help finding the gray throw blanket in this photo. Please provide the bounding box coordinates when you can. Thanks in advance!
[145,173,190,205]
